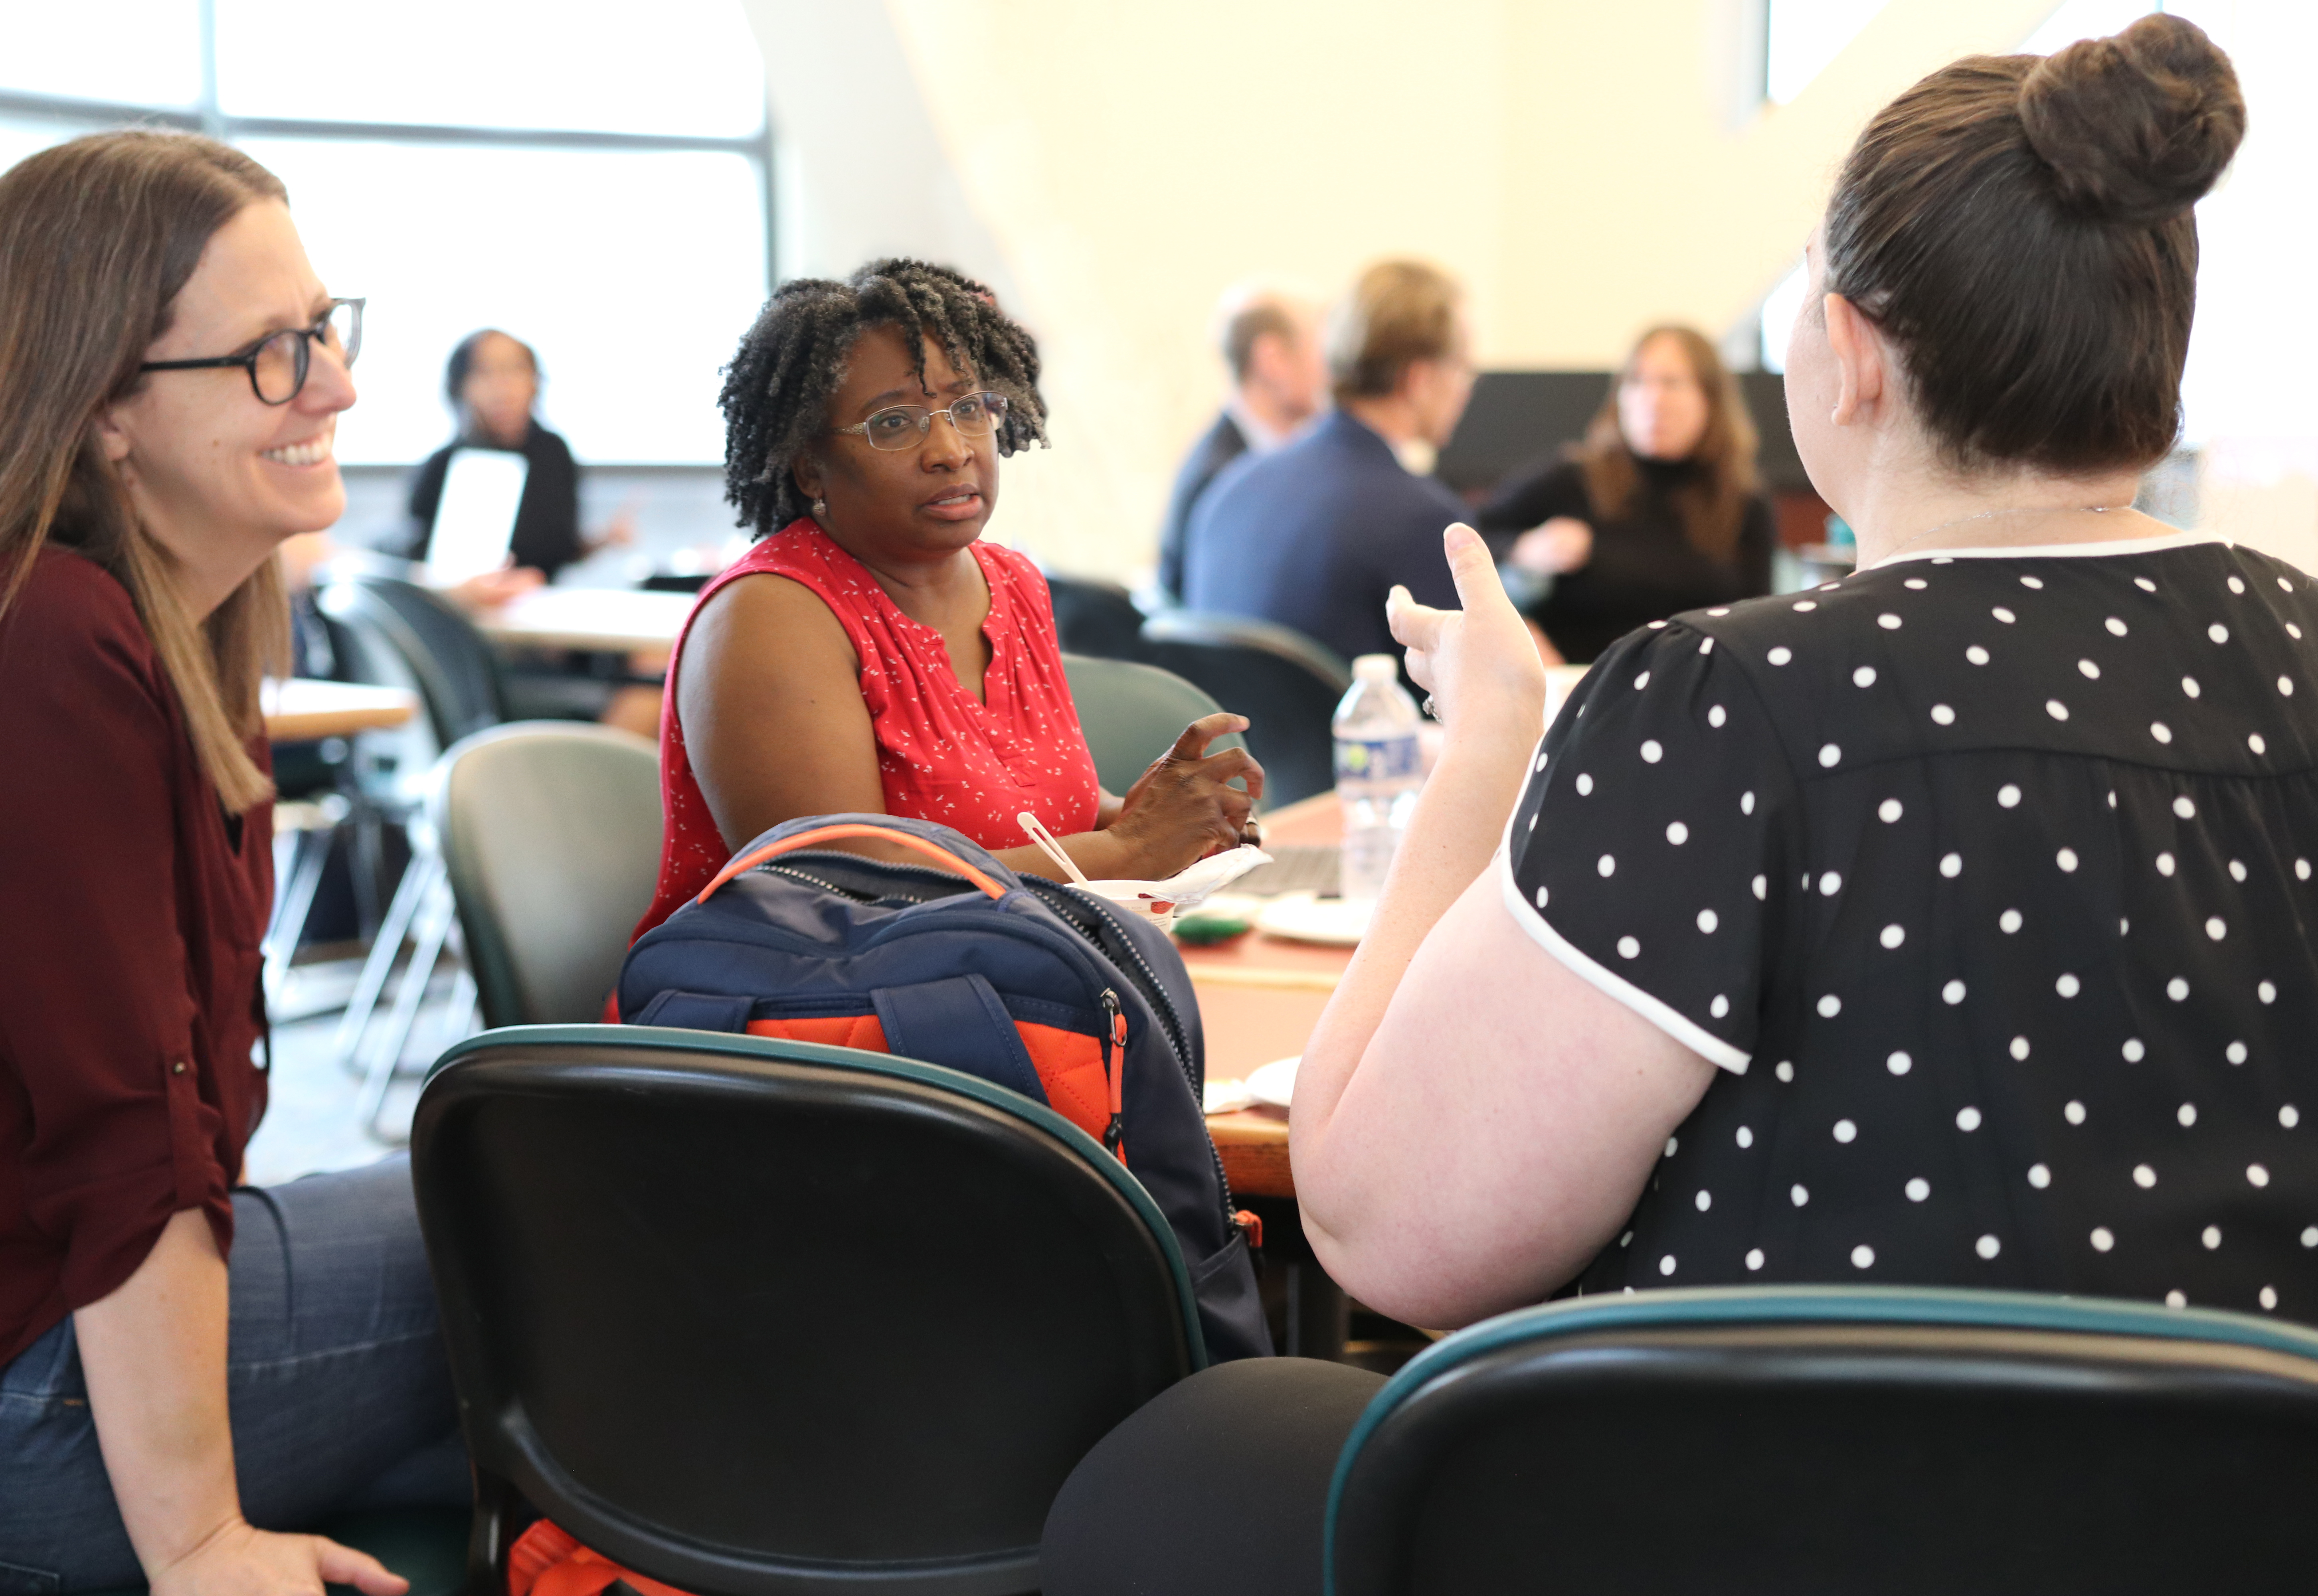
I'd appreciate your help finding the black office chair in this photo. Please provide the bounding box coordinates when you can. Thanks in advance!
[318,574,513,1132]
[411,1025,1204,1595]
[1044,573,1151,662]
[1327,1285,2318,1596]
[1139,612,1351,806]
[320,573,507,749]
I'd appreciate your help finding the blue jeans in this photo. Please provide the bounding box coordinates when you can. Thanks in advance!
[0,1156,467,1593]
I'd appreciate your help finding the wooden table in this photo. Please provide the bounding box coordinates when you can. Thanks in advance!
[473,587,694,652]
[262,678,417,742]
[1187,791,1353,1201]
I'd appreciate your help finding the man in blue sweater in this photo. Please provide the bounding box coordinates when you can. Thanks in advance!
[1181,260,1478,666]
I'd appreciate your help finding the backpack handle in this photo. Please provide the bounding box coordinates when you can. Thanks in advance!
[698,822,1011,905]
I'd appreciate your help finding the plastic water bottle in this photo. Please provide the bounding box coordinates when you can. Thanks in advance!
[1334,654,1426,902]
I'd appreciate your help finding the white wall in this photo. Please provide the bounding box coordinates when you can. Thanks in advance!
[740,0,2312,579]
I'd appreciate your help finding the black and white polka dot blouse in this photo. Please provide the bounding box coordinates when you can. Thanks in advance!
[1501,532,2318,1320]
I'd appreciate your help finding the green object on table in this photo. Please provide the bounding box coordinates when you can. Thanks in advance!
[1172,908,1253,945]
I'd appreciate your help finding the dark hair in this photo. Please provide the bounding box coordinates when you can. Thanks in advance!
[1823,13,2244,475]
[1327,259,1462,405]
[444,328,538,406]
[1574,326,1759,561]
[718,258,1047,536]
[0,130,290,812]
[1221,296,1299,384]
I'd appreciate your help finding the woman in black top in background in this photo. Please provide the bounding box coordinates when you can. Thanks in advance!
[1478,324,1773,662]
[401,328,631,581]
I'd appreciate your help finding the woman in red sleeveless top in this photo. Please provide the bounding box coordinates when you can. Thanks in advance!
[633,260,1262,942]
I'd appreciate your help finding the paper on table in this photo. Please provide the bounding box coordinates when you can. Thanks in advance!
[1070,842,1272,914]
[1202,1078,1256,1116]
[425,447,529,585]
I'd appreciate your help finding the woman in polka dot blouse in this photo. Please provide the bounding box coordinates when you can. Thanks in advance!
[631,262,1263,944]
[1290,7,2280,1329]
[1039,19,2286,1594]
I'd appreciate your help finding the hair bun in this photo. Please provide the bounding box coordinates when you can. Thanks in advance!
[2019,13,2246,225]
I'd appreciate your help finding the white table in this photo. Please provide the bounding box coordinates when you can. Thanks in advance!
[472,587,694,653]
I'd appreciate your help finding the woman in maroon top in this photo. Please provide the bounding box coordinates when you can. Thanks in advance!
[641,260,1260,944]
[0,134,459,1593]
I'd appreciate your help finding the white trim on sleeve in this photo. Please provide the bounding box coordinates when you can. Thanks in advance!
[1863,529,2222,569]
[1495,846,1752,1075]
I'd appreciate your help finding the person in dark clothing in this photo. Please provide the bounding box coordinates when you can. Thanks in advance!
[1477,324,1774,662]
[1180,260,1476,665]
[1044,17,2261,1594]
[1155,283,1326,602]
[398,328,631,582]
[399,329,661,732]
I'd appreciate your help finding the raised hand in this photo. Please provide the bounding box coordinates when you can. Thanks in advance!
[1387,523,1547,735]
[1108,712,1266,874]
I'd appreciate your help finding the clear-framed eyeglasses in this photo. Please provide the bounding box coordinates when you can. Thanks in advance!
[139,297,364,406]
[833,390,1009,451]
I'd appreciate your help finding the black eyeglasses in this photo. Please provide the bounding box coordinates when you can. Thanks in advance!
[833,390,1009,452]
[140,297,364,405]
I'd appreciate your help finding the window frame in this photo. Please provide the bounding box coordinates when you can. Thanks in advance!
[0,4,776,322]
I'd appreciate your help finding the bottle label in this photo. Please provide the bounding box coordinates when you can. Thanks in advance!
[1335,734,1422,782]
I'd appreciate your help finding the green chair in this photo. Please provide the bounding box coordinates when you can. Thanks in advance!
[1326,1285,2318,1594]
[430,723,662,1028]
[1060,652,1239,794]
[411,1025,1203,1594]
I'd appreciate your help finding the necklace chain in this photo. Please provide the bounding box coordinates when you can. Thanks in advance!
[1874,503,2130,564]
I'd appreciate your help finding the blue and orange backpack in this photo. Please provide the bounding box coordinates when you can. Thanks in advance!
[615,811,1272,1363]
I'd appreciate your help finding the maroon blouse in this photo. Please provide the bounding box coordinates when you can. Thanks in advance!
[0,548,272,1368]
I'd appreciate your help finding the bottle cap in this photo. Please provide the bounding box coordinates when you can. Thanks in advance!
[1353,654,1398,680]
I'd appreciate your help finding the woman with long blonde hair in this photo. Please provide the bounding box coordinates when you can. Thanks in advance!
[0,132,459,1594]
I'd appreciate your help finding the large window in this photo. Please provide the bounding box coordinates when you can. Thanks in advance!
[0,0,770,464]
[1763,0,1890,105]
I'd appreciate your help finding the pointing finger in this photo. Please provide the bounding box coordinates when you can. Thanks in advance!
[1442,522,1516,616]
[1167,712,1247,761]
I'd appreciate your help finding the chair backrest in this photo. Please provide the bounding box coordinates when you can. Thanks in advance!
[1060,653,1241,794]
[1138,612,1351,806]
[411,1026,1201,1596]
[1327,1286,2318,1596]
[431,724,663,1027]
[319,573,505,748]
[1043,573,1150,662]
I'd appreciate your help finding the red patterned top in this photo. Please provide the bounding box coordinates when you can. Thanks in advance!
[633,519,1102,942]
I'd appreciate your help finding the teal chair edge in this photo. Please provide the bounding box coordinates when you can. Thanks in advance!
[1321,1281,2318,1590]
[427,1022,1210,1370]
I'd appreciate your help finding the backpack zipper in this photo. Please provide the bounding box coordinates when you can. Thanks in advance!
[1029,881,1238,1228]
[754,859,944,905]
[1099,988,1126,1155]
